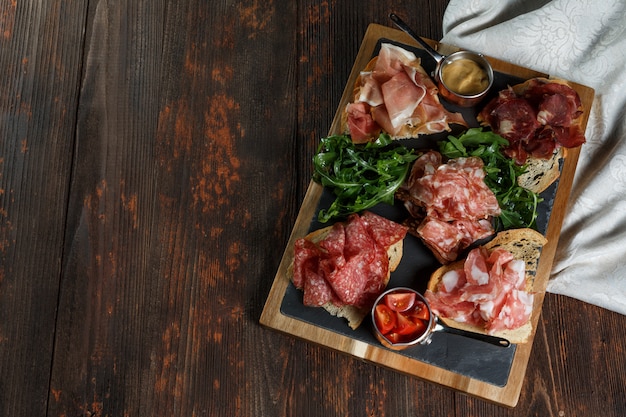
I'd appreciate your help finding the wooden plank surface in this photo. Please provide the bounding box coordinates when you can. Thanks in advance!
[1,0,625,416]
[0,1,88,416]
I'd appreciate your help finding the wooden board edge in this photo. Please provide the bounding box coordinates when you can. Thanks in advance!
[260,22,596,408]
[261,307,526,407]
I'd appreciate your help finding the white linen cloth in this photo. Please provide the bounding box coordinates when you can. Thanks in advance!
[440,0,626,315]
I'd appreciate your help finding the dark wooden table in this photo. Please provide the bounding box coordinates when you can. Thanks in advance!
[1,1,625,416]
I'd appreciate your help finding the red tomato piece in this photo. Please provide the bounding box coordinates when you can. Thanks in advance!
[385,332,402,344]
[384,292,416,312]
[410,317,427,337]
[410,301,430,321]
[374,304,397,335]
[394,311,419,336]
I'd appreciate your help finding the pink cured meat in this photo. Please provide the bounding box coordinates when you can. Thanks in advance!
[345,102,381,144]
[345,43,467,142]
[406,150,441,185]
[479,79,585,164]
[381,71,426,129]
[361,210,409,248]
[415,156,501,222]
[417,218,464,262]
[405,151,500,263]
[417,217,495,264]
[425,247,533,334]
[487,290,534,333]
[292,211,407,309]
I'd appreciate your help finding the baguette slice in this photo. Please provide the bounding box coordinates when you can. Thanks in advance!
[427,228,547,343]
[518,147,564,194]
[293,224,404,330]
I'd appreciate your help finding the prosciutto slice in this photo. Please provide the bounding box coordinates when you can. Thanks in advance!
[425,247,534,334]
[345,43,467,142]
[345,102,379,144]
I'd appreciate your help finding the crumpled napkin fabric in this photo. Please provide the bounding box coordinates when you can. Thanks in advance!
[440,0,626,315]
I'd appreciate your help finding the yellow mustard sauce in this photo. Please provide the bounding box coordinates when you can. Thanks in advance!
[441,58,489,96]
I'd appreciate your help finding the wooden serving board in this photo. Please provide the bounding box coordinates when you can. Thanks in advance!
[260,23,594,407]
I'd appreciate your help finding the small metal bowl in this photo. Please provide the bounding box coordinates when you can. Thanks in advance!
[371,287,433,351]
[371,287,511,351]
[436,50,494,108]
[390,13,494,108]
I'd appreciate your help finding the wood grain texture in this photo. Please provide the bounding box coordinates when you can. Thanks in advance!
[1,0,625,416]
[0,1,88,415]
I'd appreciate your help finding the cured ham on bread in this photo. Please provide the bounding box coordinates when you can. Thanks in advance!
[425,228,547,343]
[398,150,501,263]
[478,77,586,166]
[343,43,467,143]
[291,211,408,329]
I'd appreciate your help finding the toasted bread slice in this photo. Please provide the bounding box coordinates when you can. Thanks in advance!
[427,228,547,343]
[518,147,564,194]
[294,224,404,330]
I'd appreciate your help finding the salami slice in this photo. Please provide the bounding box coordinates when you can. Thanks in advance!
[361,210,408,248]
[303,270,334,307]
[343,214,376,260]
[326,252,370,305]
[417,218,464,263]
[318,223,345,258]
[292,238,321,289]
[292,211,404,310]
[354,243,390,308]
[413,156,500,222]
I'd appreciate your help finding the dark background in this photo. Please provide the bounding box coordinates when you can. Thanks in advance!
[1,1,624,416]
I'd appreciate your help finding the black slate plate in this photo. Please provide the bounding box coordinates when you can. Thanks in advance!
[280,38,559,387]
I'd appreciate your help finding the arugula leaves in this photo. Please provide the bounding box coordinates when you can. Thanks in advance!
[312,133,418,223]
[311,128,541,229]
[438,128,542,230]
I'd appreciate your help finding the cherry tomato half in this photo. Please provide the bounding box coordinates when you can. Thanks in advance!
[408,317,427,337]
[385,332,403,344]
[394,311,419,336]
[384,291,416,312]
[374,304,397,335]
[409,301,430,321]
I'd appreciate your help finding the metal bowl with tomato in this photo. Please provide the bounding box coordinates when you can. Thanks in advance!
[371,287,433,350]
[371,287,511,351]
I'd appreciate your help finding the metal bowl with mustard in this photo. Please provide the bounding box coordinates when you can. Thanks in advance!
[390,13,494,107]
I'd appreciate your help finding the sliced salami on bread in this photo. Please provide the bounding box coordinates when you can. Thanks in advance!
[290,212,406,330]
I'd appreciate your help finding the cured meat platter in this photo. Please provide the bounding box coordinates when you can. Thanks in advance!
[260,23,594,407]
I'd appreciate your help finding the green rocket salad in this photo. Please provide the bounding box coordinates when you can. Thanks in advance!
[312,133,418,223]
[312,128,541,230]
